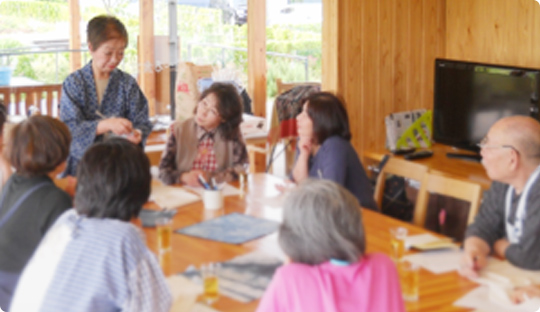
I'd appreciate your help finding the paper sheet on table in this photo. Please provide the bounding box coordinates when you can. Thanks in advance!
[190,303,219,312]
[247,192,286,209]
[186,183,241,197]
[454,286,540,312]
[404,233,456,250]
[150,184,201,209]
[454,259,540,311]
[402,249,463,274]
[476,260,540,285]
[166,275,203,312]
[190,303,220,312]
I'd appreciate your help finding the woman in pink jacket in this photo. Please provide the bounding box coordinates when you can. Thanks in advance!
[257,179,405,312]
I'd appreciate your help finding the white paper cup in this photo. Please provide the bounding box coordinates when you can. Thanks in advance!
[203,189,223,210]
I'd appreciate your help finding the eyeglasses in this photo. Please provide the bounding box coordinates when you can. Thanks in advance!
[197,100,219,116]
[477,137,519,154]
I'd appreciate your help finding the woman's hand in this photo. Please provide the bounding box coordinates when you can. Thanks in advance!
[97,118,133,136]
[125,129,142,145]
[297,136,312,157]
[275,179,296,193]
[291,137,311,183]
[181,170,206,187]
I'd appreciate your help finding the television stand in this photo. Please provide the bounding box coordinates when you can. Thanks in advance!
[446,152,482,162]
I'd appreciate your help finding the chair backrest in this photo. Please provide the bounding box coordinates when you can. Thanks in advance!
[264,79,321,176]
[0,84,62,117]
[413,173,483,227]
[276,78,320,95]
[374,157,428,211]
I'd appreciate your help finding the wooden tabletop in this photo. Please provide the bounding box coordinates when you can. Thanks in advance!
[142,173,478,312]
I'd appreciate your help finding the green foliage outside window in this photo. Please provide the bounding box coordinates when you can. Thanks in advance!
[0,0,321,98]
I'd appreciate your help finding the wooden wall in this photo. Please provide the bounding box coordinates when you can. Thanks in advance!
[446,0,540,68]
[324,0,540,157]
[323,0,446,156]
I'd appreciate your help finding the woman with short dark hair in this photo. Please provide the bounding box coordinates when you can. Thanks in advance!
[10,138,171,312]
[291,92,378,210]
[159,82,248,186]
[257,179,404,312]
[0,116,72,311]
[60,14,152,177]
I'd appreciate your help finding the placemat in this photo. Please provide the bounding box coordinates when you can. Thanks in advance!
[180,250,283,303]
[176,213,279,244]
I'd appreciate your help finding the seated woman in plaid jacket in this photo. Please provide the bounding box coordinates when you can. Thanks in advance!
[159,82,248,187]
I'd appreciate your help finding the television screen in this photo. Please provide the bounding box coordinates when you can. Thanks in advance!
[433,58,540,152]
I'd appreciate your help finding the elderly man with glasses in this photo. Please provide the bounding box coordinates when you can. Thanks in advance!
[461,115,540,278]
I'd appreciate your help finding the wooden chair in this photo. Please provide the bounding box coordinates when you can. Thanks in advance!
[276,78,320,95]
[269,79,321,175]
[374,157,429,212]
[246,79,321,175]
[0,84,62,117]
[413,172,483,228]
[247,144,267,174]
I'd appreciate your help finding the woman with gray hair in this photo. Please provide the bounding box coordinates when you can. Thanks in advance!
[257,179,404,312]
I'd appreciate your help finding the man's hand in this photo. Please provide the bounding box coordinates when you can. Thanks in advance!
[460,236,490,278]
[509,285,540,304]
[493,238,510,258]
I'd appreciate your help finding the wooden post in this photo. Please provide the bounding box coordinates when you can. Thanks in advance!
[322,0,339,93]
[139,0,156,116]
[68,0,82,72]
[247,0,266,118]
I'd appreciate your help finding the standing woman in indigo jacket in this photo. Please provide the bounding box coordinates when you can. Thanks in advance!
[291,92,378,210]
[59,15,152,176]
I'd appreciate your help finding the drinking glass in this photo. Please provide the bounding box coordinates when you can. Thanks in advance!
[155,216,172,253]
[236,163,250,189]
[201,262,219,304]
[399,261,420,301]
[390,226,408,262]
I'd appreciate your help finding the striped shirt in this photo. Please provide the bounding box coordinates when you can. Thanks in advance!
[10,209,171,312]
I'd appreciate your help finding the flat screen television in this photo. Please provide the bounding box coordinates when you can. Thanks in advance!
[433,58,540,153]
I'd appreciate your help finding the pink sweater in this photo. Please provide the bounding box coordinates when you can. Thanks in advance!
[257,253,405,312]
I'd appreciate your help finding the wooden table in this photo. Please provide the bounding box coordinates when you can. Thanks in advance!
[142,173,478,312]
[363,143,492,190]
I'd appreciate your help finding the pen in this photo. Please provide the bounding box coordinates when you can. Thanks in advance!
[198,174,211,190]
[211,177,218,190]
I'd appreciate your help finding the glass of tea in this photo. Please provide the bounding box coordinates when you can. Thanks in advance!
[201,262,219,305]
[390,226,408,262]
[155,216,173,253]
